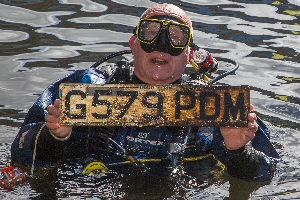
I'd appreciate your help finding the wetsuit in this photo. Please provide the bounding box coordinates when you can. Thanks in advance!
[11,65,281,182]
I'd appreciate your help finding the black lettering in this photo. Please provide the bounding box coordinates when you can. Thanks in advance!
[199,92,220,120]
[117,91,138,119]
[175,91,196,119]
[142,91,163,120]
[65,90,86,119]
[92,90,112,119]
[224,92,245,121]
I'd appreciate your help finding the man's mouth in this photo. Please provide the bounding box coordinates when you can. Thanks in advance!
[152,58,168,65]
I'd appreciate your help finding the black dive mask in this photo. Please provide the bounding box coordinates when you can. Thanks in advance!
[134,16,193,56]
[140,29,184,56]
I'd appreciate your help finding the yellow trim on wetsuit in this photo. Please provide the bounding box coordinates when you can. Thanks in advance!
[124,153,214,164]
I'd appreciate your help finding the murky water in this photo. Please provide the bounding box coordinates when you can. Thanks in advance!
[0,0,299,199]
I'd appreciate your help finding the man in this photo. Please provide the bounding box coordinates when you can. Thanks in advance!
[11,3,280,183]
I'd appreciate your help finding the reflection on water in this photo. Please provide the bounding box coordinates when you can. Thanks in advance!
[0,0,299,199]
[0,30,28,43]
[0,3,69,27]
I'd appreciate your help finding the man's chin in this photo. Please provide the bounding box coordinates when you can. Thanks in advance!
[147,76,176,84]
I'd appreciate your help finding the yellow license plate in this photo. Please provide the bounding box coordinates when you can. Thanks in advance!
[59,83,250,127]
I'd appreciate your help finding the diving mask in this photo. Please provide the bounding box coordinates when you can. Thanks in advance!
[134,16,193,56]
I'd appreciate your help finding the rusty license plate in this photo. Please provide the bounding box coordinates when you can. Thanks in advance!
[59,83,250,127]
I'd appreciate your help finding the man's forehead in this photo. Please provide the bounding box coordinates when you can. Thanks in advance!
[141,4,192,28]
[147,15,185,24]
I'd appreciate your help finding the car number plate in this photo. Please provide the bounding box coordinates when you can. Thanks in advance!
[60,83,250,127]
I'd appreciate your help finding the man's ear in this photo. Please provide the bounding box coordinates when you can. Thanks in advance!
[129,35,137,53]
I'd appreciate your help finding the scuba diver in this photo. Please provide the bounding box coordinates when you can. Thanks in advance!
[9,3,280,192]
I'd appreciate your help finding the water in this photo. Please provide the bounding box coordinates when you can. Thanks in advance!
[0,0,299,199]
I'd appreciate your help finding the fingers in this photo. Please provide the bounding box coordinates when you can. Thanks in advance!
[250,104,254,112]
[47,100,61,117]
[54,99,60,108]
[45,99,61,129]
[248,104,258,132]
[248,104,257,122]
[247,120,258,132]
[44,99,73,138]
[245,116,258,141]
[45,112,60,130]
[248,112,257,122]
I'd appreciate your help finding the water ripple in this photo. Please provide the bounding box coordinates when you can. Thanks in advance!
[223,4,296,20]
[0,3,73,27]
[70,14,139,27]
[37,27,132,44]
[0,30,28,42]
[60,0,108,12]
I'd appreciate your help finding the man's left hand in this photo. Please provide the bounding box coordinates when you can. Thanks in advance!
[220,104,258,150]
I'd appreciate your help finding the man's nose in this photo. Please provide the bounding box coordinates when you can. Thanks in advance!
[159,28,169,45]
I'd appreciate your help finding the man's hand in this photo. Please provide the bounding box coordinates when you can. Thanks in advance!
[220,104,258,150]
[45,99,72,138]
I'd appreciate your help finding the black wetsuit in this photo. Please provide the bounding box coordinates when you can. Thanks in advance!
[11,66,281,181]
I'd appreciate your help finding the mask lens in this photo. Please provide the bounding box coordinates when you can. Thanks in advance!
[136,18,192,56]
[169,24,190,47]
[138,20,162,42]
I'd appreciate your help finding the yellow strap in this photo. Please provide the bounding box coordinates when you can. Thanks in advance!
[183,153,213,161]
[123,153,213,164]
[190,59,199,71]
[190,59,211,83]
[203,74,210,82]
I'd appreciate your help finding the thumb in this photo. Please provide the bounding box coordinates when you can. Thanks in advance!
[250,104,254,112]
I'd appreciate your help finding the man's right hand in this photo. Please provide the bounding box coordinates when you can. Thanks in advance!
[45,99,73,138]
